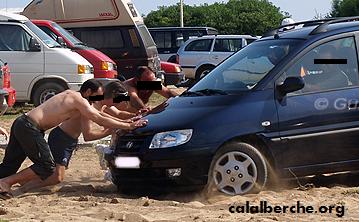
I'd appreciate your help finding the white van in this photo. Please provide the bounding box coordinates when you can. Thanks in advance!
[0,12,94,106]
[22,0,161,80]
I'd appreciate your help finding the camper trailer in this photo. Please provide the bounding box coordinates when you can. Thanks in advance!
[23,0,161,79]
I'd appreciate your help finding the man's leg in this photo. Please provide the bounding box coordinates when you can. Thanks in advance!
[0,119,27,179]
[11,165,65,197]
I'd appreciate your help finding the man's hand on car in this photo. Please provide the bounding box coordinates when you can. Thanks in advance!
[129,119,148,130]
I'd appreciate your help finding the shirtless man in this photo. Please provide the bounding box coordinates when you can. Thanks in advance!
[0,79,148,198]
[5,80,140,197]
[124,66,178,112]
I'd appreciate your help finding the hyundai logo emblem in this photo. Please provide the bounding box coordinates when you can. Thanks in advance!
[126,141,134,149]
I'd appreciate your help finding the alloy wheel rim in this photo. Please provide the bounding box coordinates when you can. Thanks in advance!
[213,151,257,195]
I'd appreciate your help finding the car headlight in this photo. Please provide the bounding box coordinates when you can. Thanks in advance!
[78,64,92,74]
[149,129,193,149]
[101,61,115,71]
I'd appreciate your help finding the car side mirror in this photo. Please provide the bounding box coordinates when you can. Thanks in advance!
[277,76,304,96]
[56,36,67,47]
[29,37,41,52]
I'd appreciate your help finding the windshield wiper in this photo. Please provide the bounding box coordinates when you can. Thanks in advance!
[194,89,228,95]
[181,91,204,97]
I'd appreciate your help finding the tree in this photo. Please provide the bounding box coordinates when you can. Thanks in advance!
[144,0,287,35]
[330,0,359,17]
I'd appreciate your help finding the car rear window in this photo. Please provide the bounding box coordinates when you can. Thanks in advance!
[185,39,213,52]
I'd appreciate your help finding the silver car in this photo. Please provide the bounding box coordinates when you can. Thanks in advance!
[177,35,257,80]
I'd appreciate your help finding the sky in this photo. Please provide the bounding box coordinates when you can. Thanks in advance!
[0,0,333,22]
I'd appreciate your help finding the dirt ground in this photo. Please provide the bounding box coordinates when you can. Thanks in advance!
[0,148,358,221]
[0,89,359,221]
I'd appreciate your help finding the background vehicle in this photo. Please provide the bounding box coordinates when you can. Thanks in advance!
[0,12,93,106]
[177,35,257,81]
[0,59,15,115]
[149,27,218,62]
[32,20,118,79]
[105,17,359,195]
[160,61,185,86]
[23,0,161,80]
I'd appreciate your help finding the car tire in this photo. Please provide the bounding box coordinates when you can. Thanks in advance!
[195,65,215,81]
[167,55,177,63]
[205,142,268,196]
[32,82,66,107]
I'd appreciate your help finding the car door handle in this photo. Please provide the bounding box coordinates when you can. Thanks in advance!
[163,51,170,53]
[212,55,219,59]
[348,102,359,110]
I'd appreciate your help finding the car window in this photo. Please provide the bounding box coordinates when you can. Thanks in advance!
[38,26,58,41]
[246,38,256,44]
[78,29,124,49]
[153,31,172,49]
[213,39,242,52]
[185,39,213,52]
[0,24,32,51]
[190,39,303,93]
[283,37,359,94]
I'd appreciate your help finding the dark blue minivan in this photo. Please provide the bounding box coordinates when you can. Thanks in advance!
[106,17,359,195]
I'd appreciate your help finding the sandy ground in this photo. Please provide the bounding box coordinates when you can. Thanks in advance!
[0,147,358,222]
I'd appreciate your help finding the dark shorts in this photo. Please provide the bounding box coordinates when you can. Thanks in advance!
[48,126,78,168]
[0,114,56,180]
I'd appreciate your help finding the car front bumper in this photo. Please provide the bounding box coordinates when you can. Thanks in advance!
[164,71,186,86]
[105,146,214,190]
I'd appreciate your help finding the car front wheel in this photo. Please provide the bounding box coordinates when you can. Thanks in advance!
[206,142,268,196]
[32,82,66,106]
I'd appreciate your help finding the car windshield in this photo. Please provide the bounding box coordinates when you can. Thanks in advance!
[25,21,61,48]
[189,39,303,93]
[51,22,82,45]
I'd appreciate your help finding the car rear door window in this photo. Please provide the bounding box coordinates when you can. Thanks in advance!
[0,25,32,51]
[284,37,359,94]
[213,39,242,52]
[185,39,213,52]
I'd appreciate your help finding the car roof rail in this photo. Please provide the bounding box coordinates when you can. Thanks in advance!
[262,18,335,38]
[309,16,359,35]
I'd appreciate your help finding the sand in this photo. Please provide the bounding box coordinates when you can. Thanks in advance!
[0,147,357,222]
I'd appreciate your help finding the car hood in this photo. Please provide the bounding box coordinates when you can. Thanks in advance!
[135,94,244,135]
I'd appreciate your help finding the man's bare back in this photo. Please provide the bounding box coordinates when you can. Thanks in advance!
[27,90,84,131]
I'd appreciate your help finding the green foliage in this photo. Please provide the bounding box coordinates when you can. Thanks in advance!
[330,0,359,17]
[144,0,287,35]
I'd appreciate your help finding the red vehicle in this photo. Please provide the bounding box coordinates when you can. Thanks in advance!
[32,20,118,79]
[160,61,185,86]
[0,60,16,115]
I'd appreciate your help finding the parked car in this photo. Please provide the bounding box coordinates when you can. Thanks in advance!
[177,35,257,81]
[105,17,359,195]
[160,61,185,86]
[0,59,16,115]
[32,20,118,79]
[149,27,218,62]
[0,12,93,106]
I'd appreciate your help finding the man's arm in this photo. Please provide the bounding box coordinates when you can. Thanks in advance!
[128,87,147,110]
[156,85,179,98]
[104,106,136,120]
[75,94,147,130]
[80,115,113,142]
